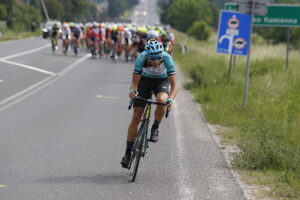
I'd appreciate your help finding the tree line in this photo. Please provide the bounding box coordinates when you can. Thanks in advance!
[0,0,139,31]
[158,0,300,47]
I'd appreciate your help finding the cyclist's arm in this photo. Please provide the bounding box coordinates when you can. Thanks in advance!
[163,52,177,99]
[168,74,178,100]
[130,74,141,92]
[130,52,146,94]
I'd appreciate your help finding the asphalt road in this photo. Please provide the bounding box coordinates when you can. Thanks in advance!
[0,0,247,199]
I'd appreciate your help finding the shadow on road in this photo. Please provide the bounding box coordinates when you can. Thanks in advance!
[35,172,131,185]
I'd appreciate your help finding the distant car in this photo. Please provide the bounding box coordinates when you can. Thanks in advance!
[42,20,61,39]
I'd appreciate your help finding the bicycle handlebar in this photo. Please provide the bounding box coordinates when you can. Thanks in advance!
[128,96,170,118]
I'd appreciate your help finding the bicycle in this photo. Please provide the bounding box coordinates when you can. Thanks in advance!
[90,41,97,58]
[127,96,169,182]
[51,37,58,53]
[62,39,69,55]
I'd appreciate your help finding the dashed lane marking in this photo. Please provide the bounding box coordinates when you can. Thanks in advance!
[96,95,120,99]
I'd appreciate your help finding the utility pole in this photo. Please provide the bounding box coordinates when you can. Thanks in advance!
[40,0,50,21]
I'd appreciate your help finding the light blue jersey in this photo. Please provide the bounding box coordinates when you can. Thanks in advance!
[133,51,176,78]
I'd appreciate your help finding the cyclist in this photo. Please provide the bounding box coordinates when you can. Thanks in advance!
[89,23,99,56]
[61,23,71,54]
[98,23,106,57]
[72,24,82,54]
[121,39,178,168]
[50,23,59,51]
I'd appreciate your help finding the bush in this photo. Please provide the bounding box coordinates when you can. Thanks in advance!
[187,20,211,41]
[0,4,7,20]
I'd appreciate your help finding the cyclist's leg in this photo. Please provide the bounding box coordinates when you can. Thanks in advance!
[154,92,168,121]
[150,79,169,142]
[127,108,144,142]
[153,78,170,121]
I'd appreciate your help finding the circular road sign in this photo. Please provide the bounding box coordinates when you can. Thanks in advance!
[227,15,240,29]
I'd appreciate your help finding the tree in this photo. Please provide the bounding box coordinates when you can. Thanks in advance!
[0,4,7,20]
[167,0,212,32]
[187,20,211,40]
[107,0,126,20]
[45,0,64,20]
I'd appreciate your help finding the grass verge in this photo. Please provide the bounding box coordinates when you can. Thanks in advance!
[174,31,300,199]
[0,29,41,42]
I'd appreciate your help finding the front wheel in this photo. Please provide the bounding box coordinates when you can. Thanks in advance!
[131,139,143,182]
[131,124,145,182]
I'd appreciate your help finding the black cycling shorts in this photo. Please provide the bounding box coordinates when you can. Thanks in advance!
[133,76,169,108]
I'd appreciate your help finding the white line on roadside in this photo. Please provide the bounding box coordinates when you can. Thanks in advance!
[0,54,90,112]
[0,80,2,83]
[0,59,56,76]
[0,76,55,111]
[0,44,50,60]
[173,102,194,200]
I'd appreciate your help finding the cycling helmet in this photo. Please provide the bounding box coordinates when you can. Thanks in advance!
[145,39,164,57]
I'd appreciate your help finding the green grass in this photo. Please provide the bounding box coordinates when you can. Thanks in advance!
[174,31,300,199]
[0,29,41,42]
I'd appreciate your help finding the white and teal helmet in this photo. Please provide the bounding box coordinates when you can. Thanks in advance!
[145,39,164,58]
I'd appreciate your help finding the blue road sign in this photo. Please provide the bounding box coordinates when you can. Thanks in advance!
[216,10,251,56]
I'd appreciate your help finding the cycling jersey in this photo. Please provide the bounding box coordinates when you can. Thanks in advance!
[61,28,71,40]
[133,51,175,78]
[98,27,106,41]
[51,26,59,37]
[90,29,99,42]
[73,28,81,39]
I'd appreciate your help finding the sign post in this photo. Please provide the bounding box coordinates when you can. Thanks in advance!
[286,27,291,71]
[243,0,255,107]
[216,10,252,106]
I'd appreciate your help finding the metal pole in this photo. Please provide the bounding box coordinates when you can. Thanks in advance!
[233,55,237,72]
[243,0,255,107]
[285,27,291,71]
[40,0,50,21]
[228,55,233,81]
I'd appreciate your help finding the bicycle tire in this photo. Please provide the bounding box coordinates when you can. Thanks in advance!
[131,133,144,182]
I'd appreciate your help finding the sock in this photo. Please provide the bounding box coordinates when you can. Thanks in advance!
[151,120,161,130]
[125,141,134,155]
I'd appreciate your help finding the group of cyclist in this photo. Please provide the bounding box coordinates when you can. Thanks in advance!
[49,22,175,60]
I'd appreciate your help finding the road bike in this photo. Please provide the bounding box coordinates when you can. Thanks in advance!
[90,41,97,58]
[51,37,58,53]
[127,96,169,182]
[62,39,69,55]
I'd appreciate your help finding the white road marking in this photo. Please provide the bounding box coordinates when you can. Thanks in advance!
[0,54,90,112]
[0,76,54,109]
[0,80,2,83]
[173,102,194,200]
[96,95,120,99]
[0,59,56,76]
[0,44,50,60]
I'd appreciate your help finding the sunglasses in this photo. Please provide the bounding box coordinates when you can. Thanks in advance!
[148,55,162,61]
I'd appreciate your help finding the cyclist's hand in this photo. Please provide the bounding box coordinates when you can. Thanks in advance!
[129,89,138,99]
[165,98,174,109]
